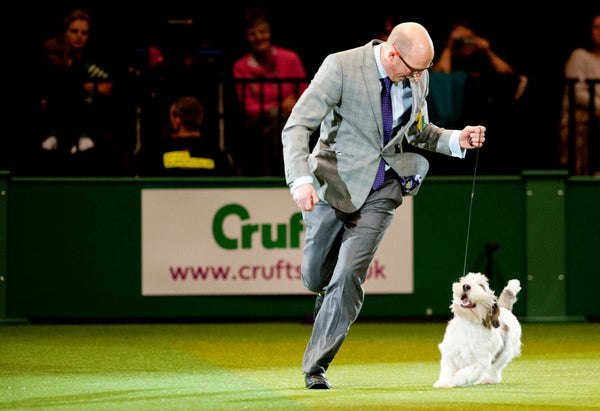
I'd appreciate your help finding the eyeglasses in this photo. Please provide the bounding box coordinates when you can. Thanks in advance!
[391,43,433,78]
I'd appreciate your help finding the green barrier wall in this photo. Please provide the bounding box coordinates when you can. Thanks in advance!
[0,171,7,319]
[1,172,598,322]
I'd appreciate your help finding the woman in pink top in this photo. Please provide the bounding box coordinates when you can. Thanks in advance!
[232,8,308,176]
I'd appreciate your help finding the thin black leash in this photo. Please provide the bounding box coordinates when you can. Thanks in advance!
[462,130,482,276]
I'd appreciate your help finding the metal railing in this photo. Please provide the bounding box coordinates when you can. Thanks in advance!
[233,77,308,175]
[565,78,599,175]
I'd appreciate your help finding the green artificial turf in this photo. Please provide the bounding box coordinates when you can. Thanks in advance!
[1,321,599,410]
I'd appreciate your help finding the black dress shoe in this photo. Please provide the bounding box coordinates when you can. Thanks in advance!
[305,373,331,389]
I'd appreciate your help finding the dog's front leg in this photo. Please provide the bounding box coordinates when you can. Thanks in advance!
[433,356,457,388]
[452,362,488,387]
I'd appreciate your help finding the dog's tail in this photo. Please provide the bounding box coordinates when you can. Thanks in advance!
[498,279,521,311]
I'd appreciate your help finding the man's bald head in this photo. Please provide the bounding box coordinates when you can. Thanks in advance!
[387,22,435,67]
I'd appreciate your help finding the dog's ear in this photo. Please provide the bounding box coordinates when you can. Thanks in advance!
[484,302,501,329]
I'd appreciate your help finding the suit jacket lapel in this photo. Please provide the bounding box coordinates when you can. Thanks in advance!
[361,41,384,143]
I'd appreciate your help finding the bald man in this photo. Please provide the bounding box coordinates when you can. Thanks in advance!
[282,22,486,389]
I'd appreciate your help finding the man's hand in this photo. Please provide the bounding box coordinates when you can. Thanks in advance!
[292,183,320,211]
[459,125,486,149]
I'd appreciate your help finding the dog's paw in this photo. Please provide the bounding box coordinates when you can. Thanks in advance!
[506,279,521,294]
[433,380,455,388]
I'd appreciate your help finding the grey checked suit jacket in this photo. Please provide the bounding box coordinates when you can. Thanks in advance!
[282,40,456,213]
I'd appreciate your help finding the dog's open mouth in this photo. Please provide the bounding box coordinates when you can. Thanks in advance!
[460,294,475,308]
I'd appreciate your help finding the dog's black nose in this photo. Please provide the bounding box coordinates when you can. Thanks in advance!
[463,284,471,292]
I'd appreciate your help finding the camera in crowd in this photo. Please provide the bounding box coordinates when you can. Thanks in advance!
[453,37,478,49]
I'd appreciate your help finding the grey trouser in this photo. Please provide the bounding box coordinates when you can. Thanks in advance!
[301,171,404,375]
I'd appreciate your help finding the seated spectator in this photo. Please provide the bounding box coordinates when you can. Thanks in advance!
[38,35,92,176]
[132,19,225,154]
[431,19,527,107]
[62,9,113,100]
[558,14,600,176]
[136,96,234,177]
[36,9,124,176]
[60,9,115,156]
[428,19,528,175]
[232,7,308,176]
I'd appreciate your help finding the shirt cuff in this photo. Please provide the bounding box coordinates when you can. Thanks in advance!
[290,176,314,193]
[449,130,466,158]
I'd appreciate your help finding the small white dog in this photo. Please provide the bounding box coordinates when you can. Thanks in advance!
[433,272,522,388]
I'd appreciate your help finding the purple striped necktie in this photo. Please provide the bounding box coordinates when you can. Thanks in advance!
[372,76,393,190]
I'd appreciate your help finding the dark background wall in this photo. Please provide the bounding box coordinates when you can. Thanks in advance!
[33,3,600,175]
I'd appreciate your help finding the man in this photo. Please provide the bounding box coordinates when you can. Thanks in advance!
[138,96,234,176]
[281,22,485,389]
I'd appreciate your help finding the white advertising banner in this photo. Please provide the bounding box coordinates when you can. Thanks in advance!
[141,188,413,295]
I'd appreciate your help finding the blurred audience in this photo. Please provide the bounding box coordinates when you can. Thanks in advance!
[558,14,600,176]
[432,19,528,105]
[428,19,528,174]
[125,18,232,178]
[23,9,596,179]
[232,8,308,176]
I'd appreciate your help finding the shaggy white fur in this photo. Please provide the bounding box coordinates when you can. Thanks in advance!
[434,272,522,388]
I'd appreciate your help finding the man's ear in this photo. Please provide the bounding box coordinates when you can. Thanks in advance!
[385,44,396,62]
[171,116,182,131]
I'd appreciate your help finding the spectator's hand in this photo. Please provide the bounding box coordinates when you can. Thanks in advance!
[281,95,298,117]
[41,136,58,151]
[96,81,113,96]
[83,81,95,94]
[78,136,95,152]
[474,35,490,52]
[459,125,486,149]
[292,183,319,211]
[83,81,113,96]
